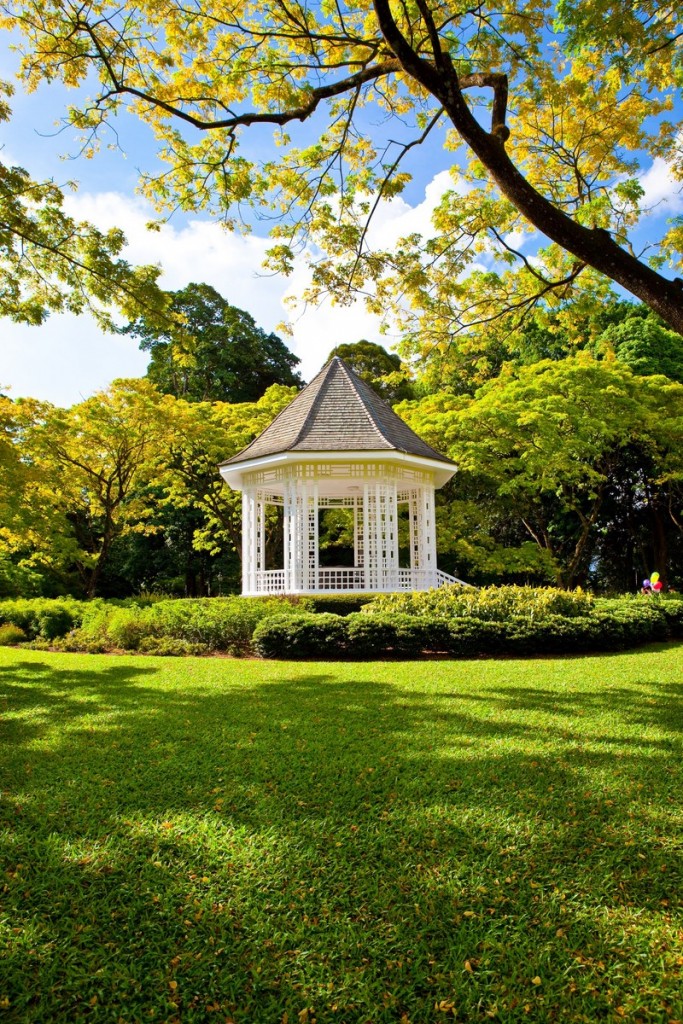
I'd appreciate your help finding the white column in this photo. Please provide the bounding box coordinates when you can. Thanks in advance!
[379,482,399,590]
[283,475,297,592]
[409,489,420,572]
[256,490,266,586]
[418,484,437,587]
[362,483,376,590]
[241,487,256,595]
[406,484,437,587]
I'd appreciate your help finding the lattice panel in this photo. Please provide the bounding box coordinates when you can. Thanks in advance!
[354,497,364,569]
[305,486,319,591]
[243,462,433,488]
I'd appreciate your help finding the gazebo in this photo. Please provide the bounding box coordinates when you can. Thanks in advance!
[219,356,461,595]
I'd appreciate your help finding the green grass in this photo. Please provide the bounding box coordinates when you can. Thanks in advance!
[0,645,681,1024]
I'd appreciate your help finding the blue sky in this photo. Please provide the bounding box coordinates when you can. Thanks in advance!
[2,41,682,406]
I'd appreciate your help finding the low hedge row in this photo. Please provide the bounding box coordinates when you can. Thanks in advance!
[68,597,312,654]
[1,591,681,658]
[252,599,681,659]
[0,595,311,654]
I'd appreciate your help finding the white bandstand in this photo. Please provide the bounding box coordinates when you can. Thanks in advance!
[219,358,462,595]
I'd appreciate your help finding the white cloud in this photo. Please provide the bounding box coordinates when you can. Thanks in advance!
[502,229,530,251]
[2,172,461,403]
[639,156,683,213]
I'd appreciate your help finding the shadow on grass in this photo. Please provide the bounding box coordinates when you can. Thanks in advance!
[0,649,681,1023]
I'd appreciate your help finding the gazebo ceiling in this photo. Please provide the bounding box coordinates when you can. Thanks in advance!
[220,356,455,471]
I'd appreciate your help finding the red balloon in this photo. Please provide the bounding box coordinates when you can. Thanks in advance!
[653,581,663,592]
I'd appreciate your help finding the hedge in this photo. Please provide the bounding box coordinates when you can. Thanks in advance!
[71,597,310,655]
[252,598,682,659]
[363,584,595,621]
[0,596,311,655]
[2,589,680,659]
[0,597,86,640]
[251,613,348,659]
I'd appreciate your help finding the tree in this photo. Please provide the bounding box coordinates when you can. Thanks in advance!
[0,380,297,598]
[328,341,413,403]
[17,380,170,597]
[3,0,682,339]
[125,283,303,402]
[400,355,683,588]
[594,310,683,384]
[0,82,175,329]
[153,384,297,564]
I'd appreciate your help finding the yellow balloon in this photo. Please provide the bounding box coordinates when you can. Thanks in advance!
[651,572,660,583]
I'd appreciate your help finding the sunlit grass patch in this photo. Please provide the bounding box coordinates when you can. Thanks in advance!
[0,645,681,1023]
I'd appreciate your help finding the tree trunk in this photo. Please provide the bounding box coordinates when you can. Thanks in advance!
[372,0,683,333]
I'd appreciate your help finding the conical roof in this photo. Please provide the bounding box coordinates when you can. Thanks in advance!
[220,356,454,467]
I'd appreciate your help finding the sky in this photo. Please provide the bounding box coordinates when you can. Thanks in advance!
[2,39,682,407]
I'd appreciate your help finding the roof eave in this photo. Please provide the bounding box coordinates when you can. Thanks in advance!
[219,449,457,490]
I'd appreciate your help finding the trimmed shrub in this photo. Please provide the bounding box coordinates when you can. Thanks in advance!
[345,614,452,657]
[138,637,210,657]
[252,614,347,659]
[0,597,84,640]
[0,623,27,646]
[447,618,509,656]
[252,598,682,660]
[71,597,309,654]
[363,585,595,622]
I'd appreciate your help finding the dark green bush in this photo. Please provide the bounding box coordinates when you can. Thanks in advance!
[252,614,347,659]
[253,598,682,660]
[446,618,509,656]
[345,614,453,656]
[304,594,376,616]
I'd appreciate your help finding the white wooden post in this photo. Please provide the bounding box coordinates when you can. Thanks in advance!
[242,488,256,595]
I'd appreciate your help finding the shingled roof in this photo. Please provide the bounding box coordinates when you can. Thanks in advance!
[221,356,454,467]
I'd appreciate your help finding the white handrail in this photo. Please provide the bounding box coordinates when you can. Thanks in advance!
[435,569,473,588]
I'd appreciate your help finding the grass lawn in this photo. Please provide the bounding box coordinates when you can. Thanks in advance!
[0,645,681,1024]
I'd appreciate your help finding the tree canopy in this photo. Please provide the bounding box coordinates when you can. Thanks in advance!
[125,283,303,403]
[2,0,682,340]
[0,82,174,330]
[327,340,413,403]
[400,354,683,587]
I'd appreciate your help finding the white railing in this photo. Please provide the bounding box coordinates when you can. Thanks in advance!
[245,567,470,595]
[317,568,366,591]
[436,569,473,587]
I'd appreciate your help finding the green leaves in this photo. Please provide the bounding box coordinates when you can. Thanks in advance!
[0,90,172,329]
[402,355,683,586]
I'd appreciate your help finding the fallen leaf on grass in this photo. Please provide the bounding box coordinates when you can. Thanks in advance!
[531,977,542,986]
